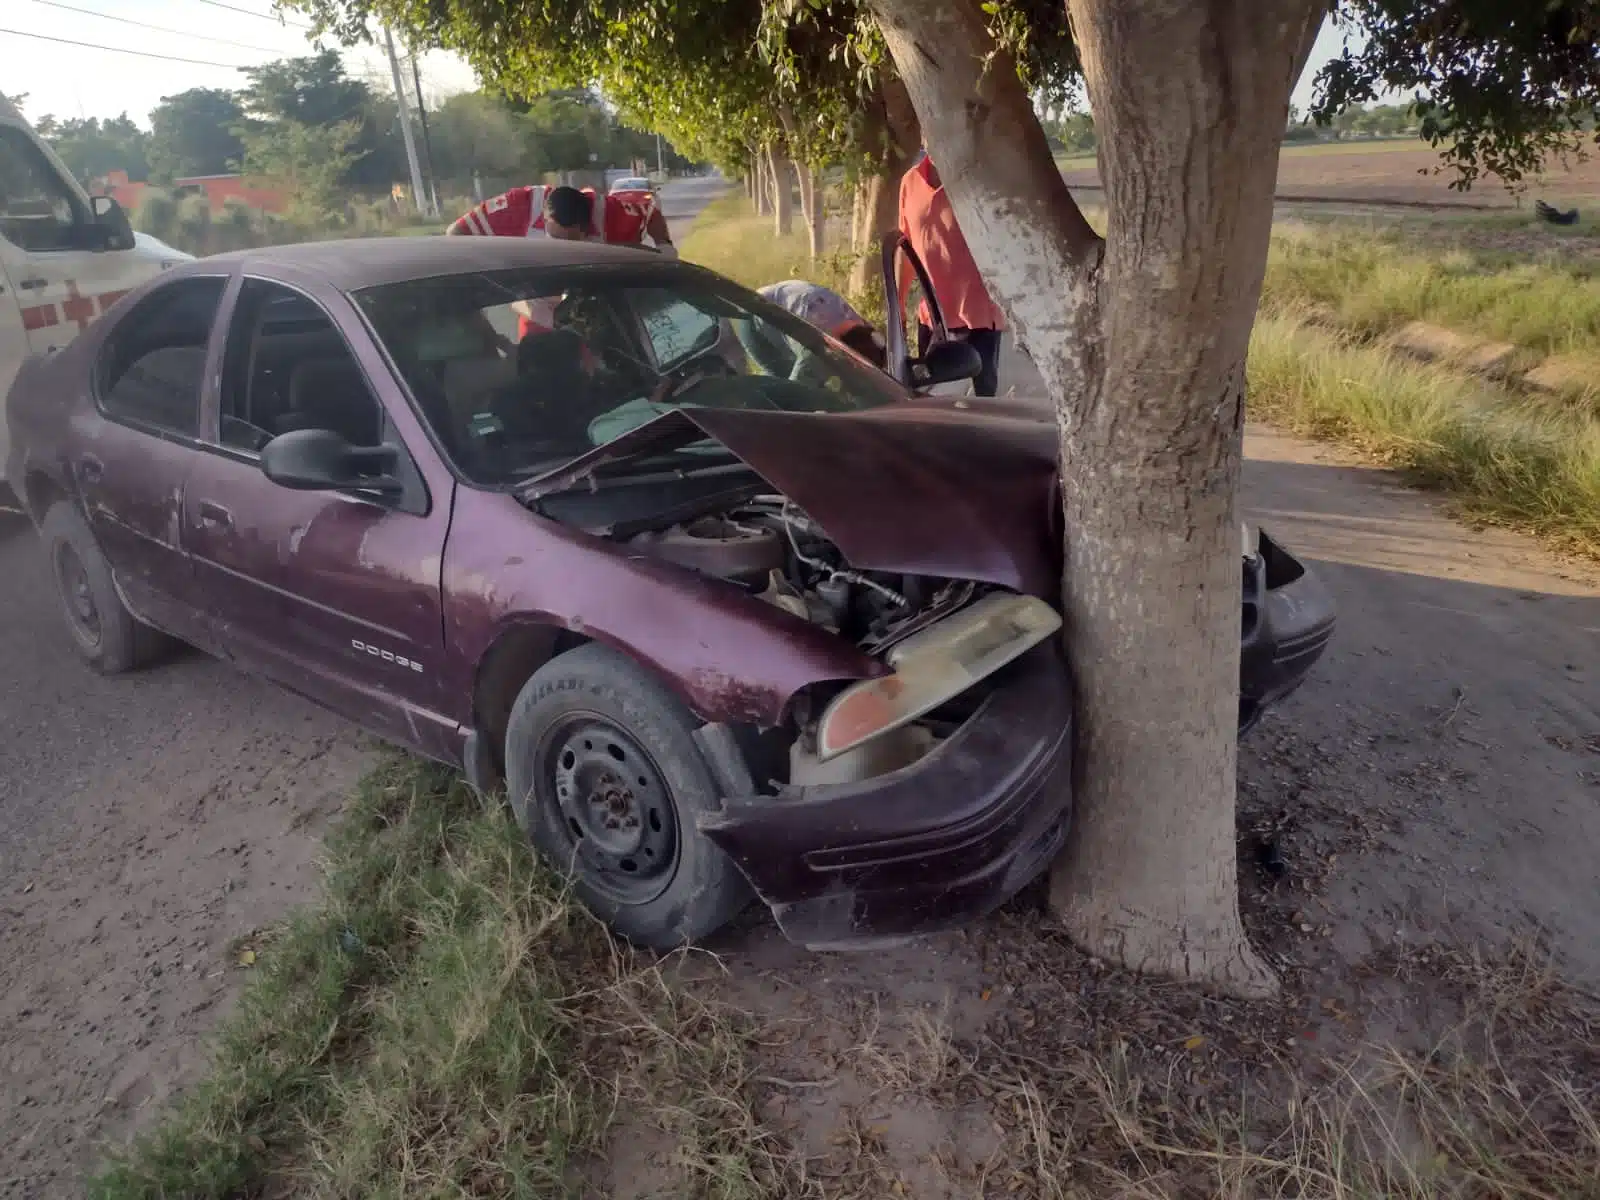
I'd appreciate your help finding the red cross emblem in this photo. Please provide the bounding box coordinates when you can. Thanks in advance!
[61,281,97,333]
[20,303,59,332]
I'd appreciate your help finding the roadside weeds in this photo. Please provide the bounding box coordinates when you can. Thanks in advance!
[1248,311,1600,558]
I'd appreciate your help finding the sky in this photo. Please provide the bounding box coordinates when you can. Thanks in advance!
[3,0,1349,129]
[3,0,480,125]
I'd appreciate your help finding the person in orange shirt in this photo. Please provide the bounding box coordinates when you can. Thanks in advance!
[897,151,1006,396]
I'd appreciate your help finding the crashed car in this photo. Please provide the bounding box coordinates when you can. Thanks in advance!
[4,234,1334,950]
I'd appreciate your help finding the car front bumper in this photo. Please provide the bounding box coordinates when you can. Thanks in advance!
[699,646,1075,949]
[1239,530,1336,733]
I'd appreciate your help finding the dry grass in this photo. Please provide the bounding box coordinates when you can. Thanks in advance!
[1263,222,1600,362]
[842,926,1599,1200]
[87,758,809,1200]
[1247,310,1600,556]
[678,192,886,328]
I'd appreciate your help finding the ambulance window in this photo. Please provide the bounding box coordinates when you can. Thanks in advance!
[98,276,227,437]
[0,127,84,253]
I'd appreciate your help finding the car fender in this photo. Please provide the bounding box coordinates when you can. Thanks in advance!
[443,489,887,731]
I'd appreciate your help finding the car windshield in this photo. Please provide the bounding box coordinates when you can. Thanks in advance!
[353,263,905,487]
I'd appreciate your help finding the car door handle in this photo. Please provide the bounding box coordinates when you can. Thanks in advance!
[78,455,104,485]
[196,501,233,530]
[18,276,48,291]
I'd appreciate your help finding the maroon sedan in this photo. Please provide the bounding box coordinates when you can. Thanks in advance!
[4,236,1334,949]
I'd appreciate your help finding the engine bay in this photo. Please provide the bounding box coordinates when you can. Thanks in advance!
[610,494,1063,789]
[624,495,984,654]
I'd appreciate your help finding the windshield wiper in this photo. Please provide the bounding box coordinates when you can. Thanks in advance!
[538,455,753,497]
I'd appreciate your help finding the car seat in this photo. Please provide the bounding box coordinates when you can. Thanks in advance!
[483,327,599,449]
[277,358,383,446]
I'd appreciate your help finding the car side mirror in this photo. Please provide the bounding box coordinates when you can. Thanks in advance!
[89,194,136,252]
[911,339,983,388]
[260,428,403,498]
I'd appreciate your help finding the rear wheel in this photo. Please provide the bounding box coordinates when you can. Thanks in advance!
[504,643,751,948]
[40,502,166,674]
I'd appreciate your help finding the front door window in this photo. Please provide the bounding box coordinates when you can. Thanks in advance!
[0,126,85,255]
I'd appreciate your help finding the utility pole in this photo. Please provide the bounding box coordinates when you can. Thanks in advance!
[655,132,665,177]
[408,51,441,217]
[383,25,428,218]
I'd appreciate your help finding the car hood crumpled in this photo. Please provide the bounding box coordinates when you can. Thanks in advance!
[522,397,1063,595]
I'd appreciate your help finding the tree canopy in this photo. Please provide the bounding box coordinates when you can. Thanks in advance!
[30,115,150,185]
[148,90,247,183]
[285,0,1600,195]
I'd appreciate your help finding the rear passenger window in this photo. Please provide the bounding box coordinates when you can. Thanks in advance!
[217,279,384,454]
[98,276,226,436]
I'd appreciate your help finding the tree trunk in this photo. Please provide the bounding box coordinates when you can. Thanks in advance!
[845,76,921,296]
[870,0,1323,996]
[771,148,796,237]
[754,146,773,216]
[797,164,824,257]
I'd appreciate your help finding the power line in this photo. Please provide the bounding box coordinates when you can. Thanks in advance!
[24,0,291,54]
[0,26,258,68]
[191,0,314,30]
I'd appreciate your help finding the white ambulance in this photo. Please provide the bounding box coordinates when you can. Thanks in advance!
[1,94,187,495]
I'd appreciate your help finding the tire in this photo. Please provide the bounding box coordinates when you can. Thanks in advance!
[40,501,166,675]
[504,643,752,948]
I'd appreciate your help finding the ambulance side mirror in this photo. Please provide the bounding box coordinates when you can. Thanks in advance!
[89,195,136,252]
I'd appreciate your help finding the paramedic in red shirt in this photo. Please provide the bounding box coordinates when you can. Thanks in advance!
[449,184,676,342]
[897,152,1005,397]
[447,183,676,254]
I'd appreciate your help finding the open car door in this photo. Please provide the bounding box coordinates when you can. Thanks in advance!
[878,231,982,392]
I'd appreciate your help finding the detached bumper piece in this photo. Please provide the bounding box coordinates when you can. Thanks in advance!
[699,646,1074,949]
[1239,530,1336,733]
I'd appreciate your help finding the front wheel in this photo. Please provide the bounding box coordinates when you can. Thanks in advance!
[504,643,752,949]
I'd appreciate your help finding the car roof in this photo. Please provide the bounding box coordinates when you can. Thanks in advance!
[185,235,672,291]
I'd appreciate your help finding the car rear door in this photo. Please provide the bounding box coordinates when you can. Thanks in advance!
[72,272,232,647]
[185,275,456,757]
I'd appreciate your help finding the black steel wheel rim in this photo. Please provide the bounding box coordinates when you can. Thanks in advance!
[54,543,101,648]
[536,713,680,905]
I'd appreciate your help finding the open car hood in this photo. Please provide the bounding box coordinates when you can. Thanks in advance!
[521,397,1063,595]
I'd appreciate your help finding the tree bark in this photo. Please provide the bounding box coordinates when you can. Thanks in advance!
[797,163,824,257]
[753,146,773,216]
[843,76,920,295]
[771,148,796,237]
[870,0,1323,996]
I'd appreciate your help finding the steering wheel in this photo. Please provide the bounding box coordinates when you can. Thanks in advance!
[652,351,738,406]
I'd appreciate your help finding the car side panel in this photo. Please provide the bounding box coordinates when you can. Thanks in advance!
[186,451,457,758]
[74,417,208,647]
[441,487,886,731]
[187,276,459,759]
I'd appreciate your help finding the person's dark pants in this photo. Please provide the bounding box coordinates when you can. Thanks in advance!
[918,323,1003,397]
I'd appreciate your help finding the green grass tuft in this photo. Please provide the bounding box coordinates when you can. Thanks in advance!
[88,759,804,1200]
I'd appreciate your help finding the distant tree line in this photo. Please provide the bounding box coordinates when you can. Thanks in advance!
[20,53,695,221]
[1040,100,1425,159]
